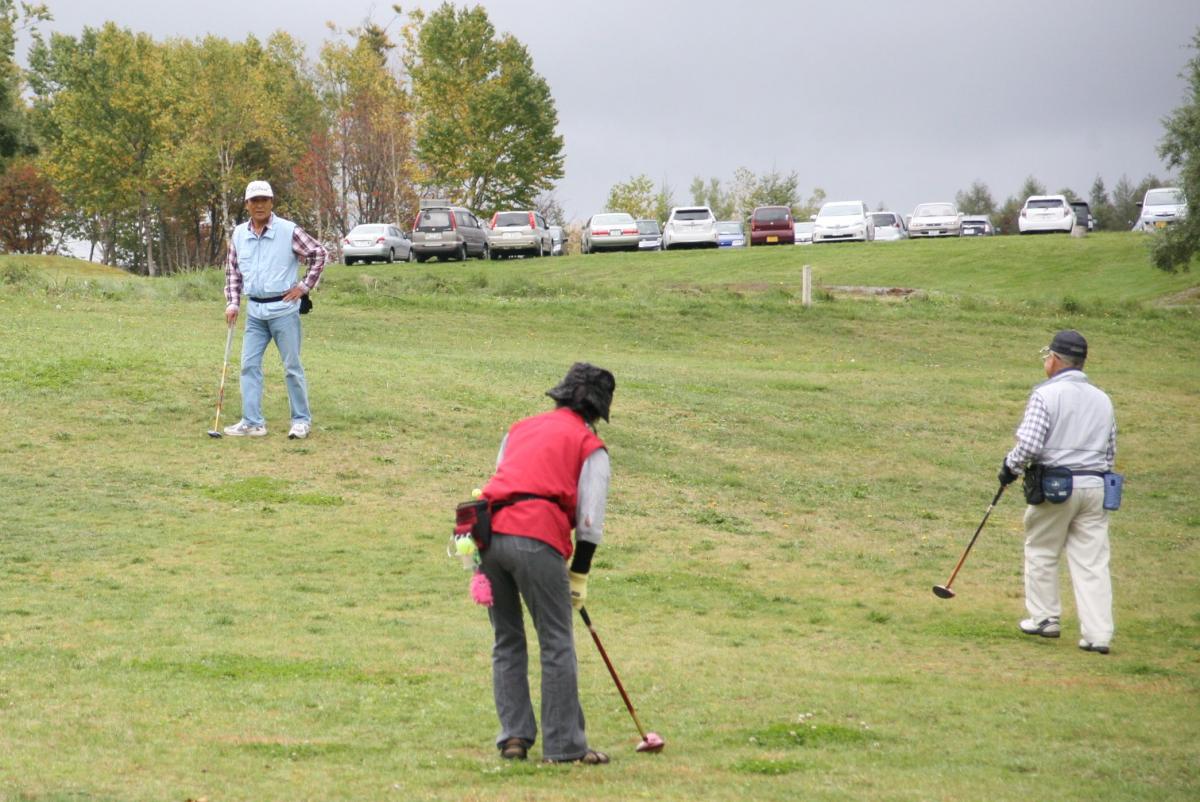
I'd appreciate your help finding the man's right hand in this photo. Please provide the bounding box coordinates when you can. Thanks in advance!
[998,460,1019,486]
[225,306,238,325]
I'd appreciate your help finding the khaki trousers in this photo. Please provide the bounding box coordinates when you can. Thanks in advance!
[1023,487,1113,645]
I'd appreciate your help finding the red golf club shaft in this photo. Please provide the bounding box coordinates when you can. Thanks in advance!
[940,484,1006,592]
[579,607,650,741]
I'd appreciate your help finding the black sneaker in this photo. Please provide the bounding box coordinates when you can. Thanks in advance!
[1078,640,1110,655]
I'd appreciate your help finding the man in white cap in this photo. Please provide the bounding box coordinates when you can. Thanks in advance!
[222,180,329,439]
[998,330,1118,654]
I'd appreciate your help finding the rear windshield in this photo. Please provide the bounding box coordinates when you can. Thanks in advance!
[820,203,862,217]
[1145,189,1183,206]
[1027,198,1066,209]
[753,207,789,222]
[349,225,386,236]
[417,210,452,229]
[795,222,814,232]
[673,208,713,221]
[592,213,635,226]
[914,204,955,217]
[717,222,743,234]
[871,213,896,226]
[494,212,531,227]
[637,220,660,234]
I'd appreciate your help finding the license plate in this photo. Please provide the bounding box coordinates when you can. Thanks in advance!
[504,232,520,238]
[1155,221,1167,229]
[609,229,621,236]
[427,233,442,240]
[766,235,778,243]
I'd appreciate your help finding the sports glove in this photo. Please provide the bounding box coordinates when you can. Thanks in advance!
[998,460,1019,487]
[568,570,589,611]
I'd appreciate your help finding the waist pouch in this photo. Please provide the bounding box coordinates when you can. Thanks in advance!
[1024,465,1074,504]
[453,494,556,550]
[248,294,312,314]
[1103,472,1124,511]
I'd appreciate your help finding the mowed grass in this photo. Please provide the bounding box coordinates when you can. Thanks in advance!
[0,233,1198,802]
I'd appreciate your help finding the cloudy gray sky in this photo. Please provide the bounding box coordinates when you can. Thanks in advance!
[25,0,1200,221]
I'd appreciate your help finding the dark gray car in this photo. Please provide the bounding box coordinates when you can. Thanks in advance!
[411,206,490,262]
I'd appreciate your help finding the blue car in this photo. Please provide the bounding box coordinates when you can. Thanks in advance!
[717,221,745,248]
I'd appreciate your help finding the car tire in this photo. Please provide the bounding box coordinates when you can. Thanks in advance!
[479,243,490,260]
[406,248,415,263]
[386,248,395,264]
[415,253,428,263]
[455,243,467,261]
[343,257,354,265]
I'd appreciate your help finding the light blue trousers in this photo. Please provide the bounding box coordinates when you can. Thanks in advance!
[239,311,310,428]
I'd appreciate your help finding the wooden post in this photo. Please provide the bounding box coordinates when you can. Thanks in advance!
[802,264,812,307]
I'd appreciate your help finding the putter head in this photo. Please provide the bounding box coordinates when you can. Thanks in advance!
[207,430,223,439]
[636,732,664,753]
[932,584,955,599]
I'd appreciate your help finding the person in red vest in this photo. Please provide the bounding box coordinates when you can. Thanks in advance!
[480,362,616,765]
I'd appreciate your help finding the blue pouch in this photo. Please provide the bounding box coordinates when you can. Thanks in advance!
[1103,472,1124,511]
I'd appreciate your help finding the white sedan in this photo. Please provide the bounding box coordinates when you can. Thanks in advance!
[908,203,961,238]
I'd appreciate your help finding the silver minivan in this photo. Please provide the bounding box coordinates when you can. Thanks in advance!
[488,210,553,258]
[411,206,490,262]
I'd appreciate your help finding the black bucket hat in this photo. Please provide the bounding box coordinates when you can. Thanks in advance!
[1049,329,1088,360]
[546,362,616,422]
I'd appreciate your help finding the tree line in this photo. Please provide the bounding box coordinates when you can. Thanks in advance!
[0,1,564,274]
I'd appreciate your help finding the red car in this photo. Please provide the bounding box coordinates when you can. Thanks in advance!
[750,206,795,245]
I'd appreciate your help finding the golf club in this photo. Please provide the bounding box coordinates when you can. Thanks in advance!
[578,606,664,753]
[933,483,1006,599]
[206,322,235,438]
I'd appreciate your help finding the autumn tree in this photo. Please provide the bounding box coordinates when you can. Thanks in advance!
[605,174,656,218]
[955,180,996,215]
[405,3,563,213]
[0,158,59,252]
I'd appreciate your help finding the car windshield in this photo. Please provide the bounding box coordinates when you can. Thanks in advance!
[592,213,635,226]
[350,225,386,235]
[717,222,742,234]
[1028,199,1065,209]
[637,220,660,234]
[673,209,713,221]
[820,203,861,217]
[417,210,452,228]
[494,212,531,227]
[914,204,955,217]
[1145,189,1184,206]
[754,207,788,222]
[796,222,814,232]
[871,214,896,226]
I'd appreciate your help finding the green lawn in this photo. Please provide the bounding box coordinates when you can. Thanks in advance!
[1,234,1198,801]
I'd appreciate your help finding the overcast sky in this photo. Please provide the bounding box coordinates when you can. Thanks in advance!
[23,0,1200,221]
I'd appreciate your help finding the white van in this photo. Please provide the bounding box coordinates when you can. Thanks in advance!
[1133,187,1186,231]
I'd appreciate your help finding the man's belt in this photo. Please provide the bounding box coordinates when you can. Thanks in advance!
[249,294,286,303]
[1072,470,1106,477]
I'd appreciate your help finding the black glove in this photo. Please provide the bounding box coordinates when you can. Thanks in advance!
[998,460,1019,486]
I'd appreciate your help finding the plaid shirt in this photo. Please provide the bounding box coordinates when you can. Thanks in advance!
[1006,387,1117,472]
[224,215,329,307]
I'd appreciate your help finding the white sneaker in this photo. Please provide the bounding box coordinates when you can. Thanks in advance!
[1019,617,1061,638]
[223,421,267,437]
[288,422,311,440]
[1079,640,1110,655]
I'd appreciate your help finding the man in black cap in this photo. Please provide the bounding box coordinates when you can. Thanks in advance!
[477,363,616,763]
[998,330,1118,653]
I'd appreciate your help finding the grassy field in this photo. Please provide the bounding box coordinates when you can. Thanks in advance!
[1,233,1198,801]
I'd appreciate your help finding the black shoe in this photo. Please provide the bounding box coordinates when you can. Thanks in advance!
[1078,640,1110,655]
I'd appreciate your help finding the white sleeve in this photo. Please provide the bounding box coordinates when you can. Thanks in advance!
[575,448,610,545]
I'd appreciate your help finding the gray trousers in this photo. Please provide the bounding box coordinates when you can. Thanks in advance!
[480,534,588,761]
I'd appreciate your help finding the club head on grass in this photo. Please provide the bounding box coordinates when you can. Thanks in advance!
[207,430,222,439]
[932,584,955,599]
[636,732,664,753]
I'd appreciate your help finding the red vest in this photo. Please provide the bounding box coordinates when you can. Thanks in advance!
[483,407,606,558]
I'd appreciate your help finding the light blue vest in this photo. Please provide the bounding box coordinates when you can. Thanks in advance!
[1033,370,1115,486]
[232,214,301,320]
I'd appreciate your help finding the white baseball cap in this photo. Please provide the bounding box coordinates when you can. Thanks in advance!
[244,180,274,200]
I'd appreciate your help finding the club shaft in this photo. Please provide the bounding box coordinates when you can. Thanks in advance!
[941,484,1006,590]
[579,608,649,740]
[211,324,234,431]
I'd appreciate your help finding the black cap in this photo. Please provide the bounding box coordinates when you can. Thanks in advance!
[546,362,616,422]
[1050,330,1088,360]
